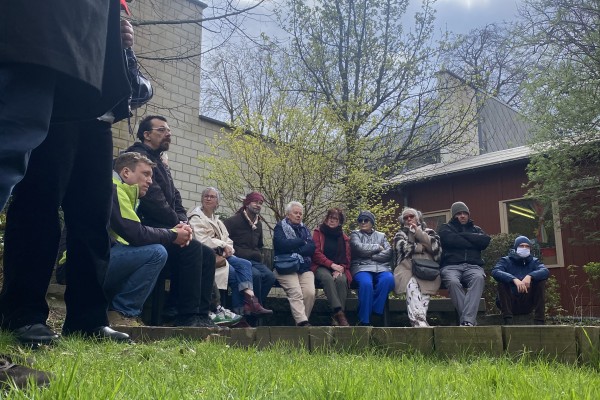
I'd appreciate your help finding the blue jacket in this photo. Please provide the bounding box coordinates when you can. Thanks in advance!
[491,250,549,285]
[273,220,316,274]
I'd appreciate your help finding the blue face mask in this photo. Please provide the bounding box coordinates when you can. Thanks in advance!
[516,247,530,258]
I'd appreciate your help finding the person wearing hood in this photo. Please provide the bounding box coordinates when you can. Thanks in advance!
[393,208,442,327]
[438,201,491,326]
[491,236,549,325]
[350,211,395,326]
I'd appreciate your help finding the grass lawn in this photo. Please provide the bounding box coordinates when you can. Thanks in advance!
[1,333,599,399]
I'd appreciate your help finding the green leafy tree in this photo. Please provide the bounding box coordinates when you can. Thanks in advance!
[518,0,600,244]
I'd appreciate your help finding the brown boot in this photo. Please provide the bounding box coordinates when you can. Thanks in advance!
[243,296,273,316]
[0,355,51,390]
[332,310,349,326]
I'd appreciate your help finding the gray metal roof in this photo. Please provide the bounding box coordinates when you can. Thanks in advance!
[388,145,533,185]
[478,96,532,153]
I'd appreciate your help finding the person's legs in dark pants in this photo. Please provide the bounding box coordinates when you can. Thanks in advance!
[61,120,113,333]
[0,121,77,338]
[0,64,56,209]
[250,261,275,305]
[497,282,515,324]
[530,280,546,323]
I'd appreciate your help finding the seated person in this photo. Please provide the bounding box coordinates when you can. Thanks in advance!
[188,187,272,318]
[350,211,395,326]
[491,236,549,325]
[105,152,174,326]
[273,201,316,327]
[311,208,351,326]
[223,192,275,313]
[439,201,490,326]
[126,116,217,328]
[393,208,442,327]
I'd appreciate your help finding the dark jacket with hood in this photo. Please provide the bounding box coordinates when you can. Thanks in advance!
[491,250,549,285]
[438,217,491,267]
[125,142,187,228]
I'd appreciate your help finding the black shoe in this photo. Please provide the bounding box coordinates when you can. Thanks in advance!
[62,326,131,342]
[460,321,475,327]
[503,317,514,325]
[175,314,226,330]
[12,324,59,345]
[0,355,51,389]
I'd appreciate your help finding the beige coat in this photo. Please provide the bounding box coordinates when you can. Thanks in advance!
[393,225,442,295]
[188,206,233,289]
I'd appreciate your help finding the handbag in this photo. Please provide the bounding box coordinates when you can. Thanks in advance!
[273,254,300,275]
[411,258,440,281]
[124,47,153,109]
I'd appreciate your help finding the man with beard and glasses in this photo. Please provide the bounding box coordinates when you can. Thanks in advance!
[125,116,218,328]
[223,192,276,318]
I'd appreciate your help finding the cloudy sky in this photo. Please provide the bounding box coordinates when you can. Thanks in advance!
[431,0,523,33]
[223,0,525,40]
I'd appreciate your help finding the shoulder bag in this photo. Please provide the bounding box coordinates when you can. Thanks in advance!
[411,258,440,281]
[273,254,300,275]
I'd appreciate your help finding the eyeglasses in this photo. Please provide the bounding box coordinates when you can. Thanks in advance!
[203,194,218,199]
[403,215,415,220]
[149,127,171,134]
[358,218,371,224]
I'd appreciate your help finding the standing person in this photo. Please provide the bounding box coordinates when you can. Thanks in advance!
[350,211,395,326]
[393,208,442,327]
[438,201,491,326]
[311,208,351,326]
[0,1,126,211]
[126,116,218,328]
[0,0,132,344]
[223,192,276,312]
[188,187,272,319]
[492,236,549,325]
[273,202,316,327]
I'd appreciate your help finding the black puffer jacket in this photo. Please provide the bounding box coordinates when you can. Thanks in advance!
[125,142,187,228]
[438,218,491,267]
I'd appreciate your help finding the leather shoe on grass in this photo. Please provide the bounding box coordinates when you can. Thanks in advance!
[0,355,51,390]
[62,326,132,343]
[12,324,59,345]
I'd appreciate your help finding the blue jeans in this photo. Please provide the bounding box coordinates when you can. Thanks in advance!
[0,64,56,209]
[103,243,168,317]
[354,271,395,324]
[227,255,252,309]
[229,259,275,309]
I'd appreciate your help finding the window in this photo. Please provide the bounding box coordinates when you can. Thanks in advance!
[499,198,564,268]
[421,210,451,231]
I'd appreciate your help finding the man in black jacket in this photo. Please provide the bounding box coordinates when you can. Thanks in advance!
[438,201,491,326]
[126,116,217,328]
[223,192,275,310]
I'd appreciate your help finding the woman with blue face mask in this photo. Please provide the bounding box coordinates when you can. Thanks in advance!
[491,236,550,325]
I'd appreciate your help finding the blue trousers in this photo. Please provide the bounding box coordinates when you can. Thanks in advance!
[0,64,56,209]
[354,271,395,324]
[229,259,275,309]
[104,243,168,317]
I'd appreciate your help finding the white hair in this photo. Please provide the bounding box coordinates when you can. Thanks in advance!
[285,201,303,215]
[201,187,220,208]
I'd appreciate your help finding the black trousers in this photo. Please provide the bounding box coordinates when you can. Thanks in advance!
[0,119,113,331]
[497,280,546,321]
[165,240,215,317]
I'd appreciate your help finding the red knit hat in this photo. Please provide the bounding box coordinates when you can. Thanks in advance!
[243,192,264,206]
[120,0,131,15]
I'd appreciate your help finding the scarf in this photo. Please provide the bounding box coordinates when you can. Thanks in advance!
[242,209,260,230]
[319,224,347,265]
[281,218,310,264]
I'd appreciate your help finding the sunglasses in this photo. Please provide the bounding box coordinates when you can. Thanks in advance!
[358,218,371,224]
[403,215,415,220]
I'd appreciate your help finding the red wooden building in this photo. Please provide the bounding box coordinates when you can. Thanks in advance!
[385,145,600,316]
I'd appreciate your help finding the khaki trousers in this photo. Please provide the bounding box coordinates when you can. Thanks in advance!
[274,270,315,324]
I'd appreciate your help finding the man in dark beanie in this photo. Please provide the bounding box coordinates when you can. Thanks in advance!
[491,236,549,325]
[438,201,491,326]
[224,192,275,312]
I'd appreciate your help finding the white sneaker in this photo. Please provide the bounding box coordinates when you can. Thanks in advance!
[211,305,243,326]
